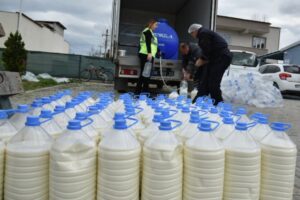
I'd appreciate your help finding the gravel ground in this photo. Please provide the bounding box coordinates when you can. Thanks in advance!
[9,82,300,200]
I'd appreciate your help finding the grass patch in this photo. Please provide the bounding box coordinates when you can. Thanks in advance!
[22,78,59,91]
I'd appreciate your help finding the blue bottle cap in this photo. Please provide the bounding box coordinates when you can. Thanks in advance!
[159,120,172,131]
[198,121,213,132]
[271,122,291,131]
[210,107,218,114]
[153,114,163,123]
[49,95,58,101]
[75,112,87,121]
[88,106,99,115]
[114,119,128,130]
[235,122,248,131]
[125,107,136,116]
[114,113,126,120]
[176,103,183,109]
[67,120,82,130]
[17,105,29,113]
[257,116,269,124]
[161,110,170,118]
[139,95,147,101]
[235,107,247,115]
[25,116,41,126]
[223,116,234,124]
[40,110,53,119]
[31,100,43,108]
[54,105,65,113]
[95,103,106,110]
[41,97,51,104]
[155,106,163,113]
[201,103,209,110]
[182,106,190,113]
[0,111,8,119]
[66,101,76,109]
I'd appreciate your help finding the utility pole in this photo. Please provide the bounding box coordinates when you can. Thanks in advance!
[102,29,110,58]
[17,0,23,32]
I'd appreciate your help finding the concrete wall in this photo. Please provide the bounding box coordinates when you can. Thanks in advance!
[0,12,69,54]
[217,29,252,47]
[263,27,280,53]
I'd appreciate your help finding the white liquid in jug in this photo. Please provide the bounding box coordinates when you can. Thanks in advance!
[0,142,5,199]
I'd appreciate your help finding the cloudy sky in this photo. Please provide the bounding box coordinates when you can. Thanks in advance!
[1,0,299,55]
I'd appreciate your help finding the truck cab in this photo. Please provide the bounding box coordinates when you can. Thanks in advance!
[111,0,218,92]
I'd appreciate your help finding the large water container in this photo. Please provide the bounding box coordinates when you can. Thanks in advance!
[260,123,297,200]
[125,106,145,138]
[0,110,17,143]
[50,120,97,200]
[41,97,54,111]
[139,114,163,145]
[74,112,100,143]
[98,117,141,200]
[249,115,272,142]
[223,122,261,200]
[178,110,202,143]
[40,110,64,139]
[154,19,179,59]
[9,104,30,131]
[88,106,109,139]
[142,120,183,200]
[184,121,224,200]
[30,99,43,116]
[5,116,53,200]
[53,105,71,130]
[64,101,78,119]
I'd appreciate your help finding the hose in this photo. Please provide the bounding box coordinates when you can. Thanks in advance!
[159,57,179,92]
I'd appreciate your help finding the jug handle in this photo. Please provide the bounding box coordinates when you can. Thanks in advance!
[81,118,94,128]
[247,122,257,129]
[167,120,182,130]
[199,110,208,117]
[169,109,178,117]
[127,117,138,128]
[40,118,52,124]
[205,120,220,131]
[135,106,143,115]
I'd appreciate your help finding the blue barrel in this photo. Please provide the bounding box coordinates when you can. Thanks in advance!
[154,19,179,60]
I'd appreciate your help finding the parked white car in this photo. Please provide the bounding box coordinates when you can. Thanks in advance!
[228,50,259,73]
[259,64,300,93]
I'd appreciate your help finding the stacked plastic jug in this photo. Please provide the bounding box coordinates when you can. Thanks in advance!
[98,114,141,200]
[0,110,17,143]
[142,120,183,200]
[40,110,64,139]
[260,122,297,200]
[184,120,224,200]
[223,122,261,200]
[9,104,30,131]
[5,116,53,200]
[74,112,99,143]
[50,120,97,200]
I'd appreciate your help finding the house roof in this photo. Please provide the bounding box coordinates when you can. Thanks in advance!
[280,40,300,52]
[0,23,5,37]
[35,21,66,30]
[217,15,271,25]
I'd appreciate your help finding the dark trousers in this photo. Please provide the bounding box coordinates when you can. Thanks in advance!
[194,54,232,105]
[135,54,152,94]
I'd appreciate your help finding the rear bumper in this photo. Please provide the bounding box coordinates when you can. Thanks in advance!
[278,81,300,92]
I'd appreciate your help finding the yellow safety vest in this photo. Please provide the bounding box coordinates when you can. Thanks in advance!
[139,28,158,56]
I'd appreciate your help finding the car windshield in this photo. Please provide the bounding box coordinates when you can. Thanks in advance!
[231,52,257,67]
[284,65,300,74]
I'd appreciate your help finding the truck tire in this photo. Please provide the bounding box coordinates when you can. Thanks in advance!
[114,77,128,92]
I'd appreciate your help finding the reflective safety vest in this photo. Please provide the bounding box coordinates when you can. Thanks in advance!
[139,28,158,56]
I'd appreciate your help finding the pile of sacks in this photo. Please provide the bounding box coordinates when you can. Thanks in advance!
[221,71,283,108]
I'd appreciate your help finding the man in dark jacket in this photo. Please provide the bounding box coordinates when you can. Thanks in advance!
[188,24,232,105]
[179,43,209,98]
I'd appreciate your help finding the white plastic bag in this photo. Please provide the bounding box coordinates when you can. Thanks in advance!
[21,71,39,82]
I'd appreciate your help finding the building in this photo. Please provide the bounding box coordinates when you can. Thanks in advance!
[0,11,69,54]
[259,41,300,65]
[0,23,4,38]
[216,15,281,56]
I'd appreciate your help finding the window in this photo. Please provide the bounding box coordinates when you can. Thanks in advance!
[231,52,257,67]
[259,65,268,73]
[252,36,266,49]
[284,65,300,74]
[264,65,281,74]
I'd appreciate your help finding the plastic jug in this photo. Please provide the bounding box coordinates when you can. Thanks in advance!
[0,141,4,198]
[88,106,109,139]
[95,102,114,124]
[53,105,71,130]
[64,101,77,119]
[125,106,145,138]
[30,99,43,116]
[184,121,224,200]
[179,80,188,97]
[0,110,17,143]
[249,115,272,142]
[190,88,198,101]
[98,117,141,200]
[50,120,97,200]
[142,61,152,78]
[138,96,155,126]
[5,116,53,200]
[139,114,163,145]
[169,90,179,100]
[260,123,297,200]
[9,104,30,131]
[142,120,183,200]
[214,114,236,142]
[40,110,64,139]
[208,107,222,123]
[74,112,100,143]
[71,99,86,113]
[41,97,54,111]
[234,107,250,123]
[223,122,261,200]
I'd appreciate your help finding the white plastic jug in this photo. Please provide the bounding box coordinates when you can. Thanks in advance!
[40,110,64,139]
[0,110,17,143]
[214,115,236,142]
[139,114,162,145]
[41,97,55,111]
[137,95,154,126]
[208,107,222,123]
[260,123,297,200]
[88,106,109,139]
[98,117,141,200]
[223,122,261,200]
[180,80,188,97]
[64,101,78,119]
[0,141,4,198]
[234,107,250,123]
[5,116,53,200]
[142,61,152,78]
[249,115,272,142]
[190,88,198,102]
[184,121,224,200]
[9,105,30,131]
[125,107,145,138]
[142,120,183,200]
[95,103,114,125]
[53,105,71,130]
[30,99,43,116]
[74,112,100,143]
[50,120,97,200]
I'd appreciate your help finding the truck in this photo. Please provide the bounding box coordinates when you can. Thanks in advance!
[110,0,218,92]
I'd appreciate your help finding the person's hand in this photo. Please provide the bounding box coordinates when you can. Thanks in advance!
[182,69,191,80]
[195,58,207,67]
[147,53,153,61]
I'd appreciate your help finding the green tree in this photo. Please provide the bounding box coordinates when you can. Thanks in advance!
[2,31,27,74]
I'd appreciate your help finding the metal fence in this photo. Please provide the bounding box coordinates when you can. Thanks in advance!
[0,48,115,80]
